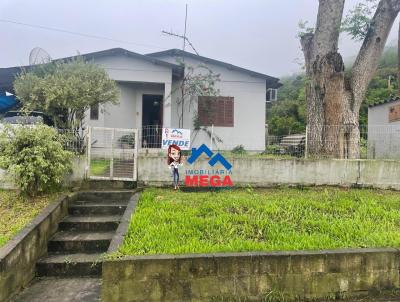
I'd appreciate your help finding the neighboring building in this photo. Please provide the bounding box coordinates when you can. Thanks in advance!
[368,97,400,159]
[0,48,280,151]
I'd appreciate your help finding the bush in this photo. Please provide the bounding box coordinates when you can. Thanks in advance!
[0,125,72,196]
[264,144,281,154]
[231,144,247,155]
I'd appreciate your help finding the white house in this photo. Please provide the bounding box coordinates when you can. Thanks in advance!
[0,48,280,151]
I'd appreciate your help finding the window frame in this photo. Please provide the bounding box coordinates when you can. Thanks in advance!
[266,88,278,102]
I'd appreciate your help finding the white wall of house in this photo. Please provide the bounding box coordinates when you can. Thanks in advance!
[83,53,173,129]
[152,55,267,151]
[82,51,268,151]
[368,100,400,159]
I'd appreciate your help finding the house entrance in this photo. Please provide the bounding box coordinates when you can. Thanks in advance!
[142,94,163,148]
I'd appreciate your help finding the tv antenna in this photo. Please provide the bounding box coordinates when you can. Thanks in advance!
[29,47,52,65]
[162,4,199,55]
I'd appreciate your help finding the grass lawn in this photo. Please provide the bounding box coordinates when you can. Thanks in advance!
[90,159,110,176]
[0,190,59,247]
[120,187,400,255]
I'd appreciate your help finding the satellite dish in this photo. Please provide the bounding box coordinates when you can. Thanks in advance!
[29,47,52,65]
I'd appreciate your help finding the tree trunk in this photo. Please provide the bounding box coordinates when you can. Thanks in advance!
[398,20,400,95]
[302,0,400,159]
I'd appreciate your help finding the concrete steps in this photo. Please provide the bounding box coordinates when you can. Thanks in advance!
[36,192,132,278]
[47,231,114,253]
[68,203,127,215]
[36,253,103,277]
[59,215,121,232]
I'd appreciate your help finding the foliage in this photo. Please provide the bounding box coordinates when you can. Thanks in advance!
[297,20,314,38]
[342,0,378,41]
[0,190,59,247]
[175,58,220,128]
[13,57,119,131]
[120,187,400,255]
[0,125,72,196]
[274,46,398,130]
[267,75,306,136]
[90,159,110,177]
[231,144,247,155]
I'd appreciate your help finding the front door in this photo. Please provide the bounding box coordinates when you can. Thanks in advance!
[142,94,163,148]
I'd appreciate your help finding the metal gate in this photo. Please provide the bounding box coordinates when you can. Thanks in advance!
[87,127,138,181]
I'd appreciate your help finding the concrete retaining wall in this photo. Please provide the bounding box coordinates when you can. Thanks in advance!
[3,156,400,190]
[0,193,76,302]
[138,156,400,190]
[102,248,400,302]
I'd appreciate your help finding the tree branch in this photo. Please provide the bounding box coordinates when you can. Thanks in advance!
[351,0,400,111]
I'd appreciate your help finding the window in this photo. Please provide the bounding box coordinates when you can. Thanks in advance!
[266,88,278,102]
[90,103,99,120]
[198,96,234,127]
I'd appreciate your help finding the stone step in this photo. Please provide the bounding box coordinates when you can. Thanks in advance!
[48,231,114,253]
[72,199,129,206]
[12,277,101,302]
[76,191,133,202]
[36,253,104,277]
[59,215,121,232]
[68,203,127,215]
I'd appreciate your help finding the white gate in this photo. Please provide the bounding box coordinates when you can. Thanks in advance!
[87,127,138,181]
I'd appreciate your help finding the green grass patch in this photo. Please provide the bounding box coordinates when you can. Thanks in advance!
[90,159,110,176]
[120,187,400,255]
[0,190,59,247]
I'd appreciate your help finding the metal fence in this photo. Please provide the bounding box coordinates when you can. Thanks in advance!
[87,127,138,181]
[57,124,400,161]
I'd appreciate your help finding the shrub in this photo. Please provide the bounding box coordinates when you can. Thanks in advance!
[264,144,281,155]
[0,125,72,196]
[231,144,247,155]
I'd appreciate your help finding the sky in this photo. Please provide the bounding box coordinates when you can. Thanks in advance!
[0,0,399,77]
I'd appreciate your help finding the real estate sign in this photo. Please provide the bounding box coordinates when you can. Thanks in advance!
[162,128,191,150]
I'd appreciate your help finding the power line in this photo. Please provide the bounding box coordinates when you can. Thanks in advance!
[0,18,167,50]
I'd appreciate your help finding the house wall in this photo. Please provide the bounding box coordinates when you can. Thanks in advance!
[368,100,400,159]
[83,54,173,129]
[152,55,267,151]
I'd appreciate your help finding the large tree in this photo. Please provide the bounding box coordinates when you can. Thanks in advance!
[301,0,400,158]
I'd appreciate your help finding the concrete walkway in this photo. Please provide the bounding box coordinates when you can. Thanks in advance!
[12,278,101,302]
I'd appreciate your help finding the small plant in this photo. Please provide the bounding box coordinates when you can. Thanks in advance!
[231,144,247,155]
[118,134,135,148]
[0,125,73,196]
[263,144,281,155]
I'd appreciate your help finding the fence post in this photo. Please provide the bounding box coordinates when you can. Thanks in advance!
[134,129,138,181]
[86,127,92,179]
[210,124,214,151]
[110,129,115,179]
[305,125,309,159]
